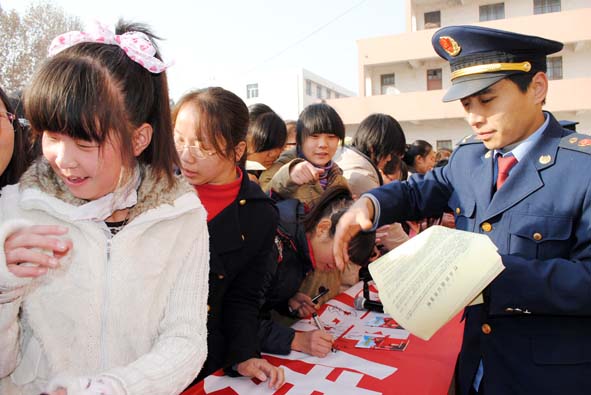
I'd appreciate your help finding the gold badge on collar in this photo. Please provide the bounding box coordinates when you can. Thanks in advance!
[485,151,492,159]
[439,36,461,57]
[539,155,551,165]
[569,137,578,144]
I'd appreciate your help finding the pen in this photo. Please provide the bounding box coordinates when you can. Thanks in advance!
[312,312,337,352]
[310,286,329,304]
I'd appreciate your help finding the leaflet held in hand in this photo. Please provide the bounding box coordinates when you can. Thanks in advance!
[368,225,504,340]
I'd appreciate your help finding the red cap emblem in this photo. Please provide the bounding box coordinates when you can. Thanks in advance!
[439,36,461,57]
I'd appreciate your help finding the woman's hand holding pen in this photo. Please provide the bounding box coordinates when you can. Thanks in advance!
[291,330,334,357]
[288,292,317,318]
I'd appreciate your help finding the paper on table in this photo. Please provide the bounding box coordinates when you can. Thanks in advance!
[368,225,504,340]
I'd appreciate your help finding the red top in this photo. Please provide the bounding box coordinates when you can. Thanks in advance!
[195,167,243,222]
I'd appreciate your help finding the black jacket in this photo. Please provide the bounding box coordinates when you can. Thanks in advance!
[258,199,313,355]
[196,172,278,381]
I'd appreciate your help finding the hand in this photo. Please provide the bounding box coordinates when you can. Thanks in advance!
[333,197,374,270]
[375,224,391,245]
[236,358,285,390]
[292,330,334,357]
[290,161,324,185]
[5,225,71,278]
[288,292,316,318]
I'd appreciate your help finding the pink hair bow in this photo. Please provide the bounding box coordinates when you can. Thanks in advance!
[48,22,169,74]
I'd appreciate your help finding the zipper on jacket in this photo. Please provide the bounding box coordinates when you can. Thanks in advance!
[100,228,113,370]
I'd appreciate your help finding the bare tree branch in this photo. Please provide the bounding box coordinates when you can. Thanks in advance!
[0,1,81,94]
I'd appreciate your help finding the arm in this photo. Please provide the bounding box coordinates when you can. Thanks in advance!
[264,159,305,199]
[334,166,454,269]
[258,319,295,355]
[0,220,71,377]
[222,207,279,367]
[0,220,31,377]
[369,167,454,228]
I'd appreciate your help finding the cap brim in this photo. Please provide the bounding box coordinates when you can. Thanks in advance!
[442,73,508,102]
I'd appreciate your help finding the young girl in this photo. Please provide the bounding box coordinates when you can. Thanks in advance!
[246,111,287,171]
[403,139,436,175]
[259,103,349,205]
[260,103,350,304]
[259,186,375,357]
[173,87,284,389]
[0,86,33,189]
[0,22,209,395]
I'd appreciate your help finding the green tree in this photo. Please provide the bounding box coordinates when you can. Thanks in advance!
[0,1,82,94]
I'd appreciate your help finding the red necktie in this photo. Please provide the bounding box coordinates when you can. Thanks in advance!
[496,155,518,190]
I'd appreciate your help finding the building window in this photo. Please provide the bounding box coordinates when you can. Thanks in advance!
[246,83,258,99]
[424,11,441,29]
[335,93,341,99]
[479,3,505,21]
[317,85,322,99]
[327,89,332,99]
[547,57,563,80]
[534,0,560,14]
[427,68,442,91]
[380,73,396,95]
[305,80,312,96]
[437,140,453,151]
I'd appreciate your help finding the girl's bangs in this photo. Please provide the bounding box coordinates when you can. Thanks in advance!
[26,55,123,143]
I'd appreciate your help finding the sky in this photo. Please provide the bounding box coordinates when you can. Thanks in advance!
[2,0,407,100]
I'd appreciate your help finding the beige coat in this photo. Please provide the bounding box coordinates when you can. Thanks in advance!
[260,148,349,206]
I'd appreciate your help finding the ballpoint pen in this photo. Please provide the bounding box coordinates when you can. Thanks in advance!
[312,312,337,352]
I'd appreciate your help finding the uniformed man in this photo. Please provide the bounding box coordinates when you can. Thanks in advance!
[333,25,591,395]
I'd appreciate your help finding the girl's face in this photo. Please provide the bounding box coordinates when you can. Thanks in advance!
[301,133,340,167]
[42,132,123,200]
[174,104,238,186]
[309,219,337,271]
[415,149,436,174]
[0,101,15,177]
[248,147,282,169]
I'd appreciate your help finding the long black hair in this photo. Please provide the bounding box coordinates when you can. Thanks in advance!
[0,86,32,188]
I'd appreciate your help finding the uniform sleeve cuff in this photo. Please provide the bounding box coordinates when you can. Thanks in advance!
[360,193,381,232]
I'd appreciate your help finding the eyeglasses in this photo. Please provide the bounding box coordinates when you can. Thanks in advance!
[175,142,217,159]
[0,111,16,124]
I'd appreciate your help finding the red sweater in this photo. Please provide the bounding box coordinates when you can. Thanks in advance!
[195,168,243,222]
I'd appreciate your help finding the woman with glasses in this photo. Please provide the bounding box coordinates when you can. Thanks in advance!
[0,87,32,189]
[172,87,285,390]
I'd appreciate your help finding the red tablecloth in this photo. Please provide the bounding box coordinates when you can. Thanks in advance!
[184,288,463,395]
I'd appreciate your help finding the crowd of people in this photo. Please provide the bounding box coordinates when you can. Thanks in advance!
[0,16,588,395]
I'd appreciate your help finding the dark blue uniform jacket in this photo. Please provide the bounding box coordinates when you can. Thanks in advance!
[369,113,591,395]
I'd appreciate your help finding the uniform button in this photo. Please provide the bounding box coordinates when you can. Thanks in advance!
[481,323,492,335]
[455,207,461,215]
[207,304,211,312]
[533,232,542,241]
[481,222,492,232]
[218,274,224,280]
[241,234,245,240]
[504,307,514,313]
[239,199,247,206]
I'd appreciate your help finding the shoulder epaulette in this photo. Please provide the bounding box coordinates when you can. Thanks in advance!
[558,133,591,155]
[457,134,482,146]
